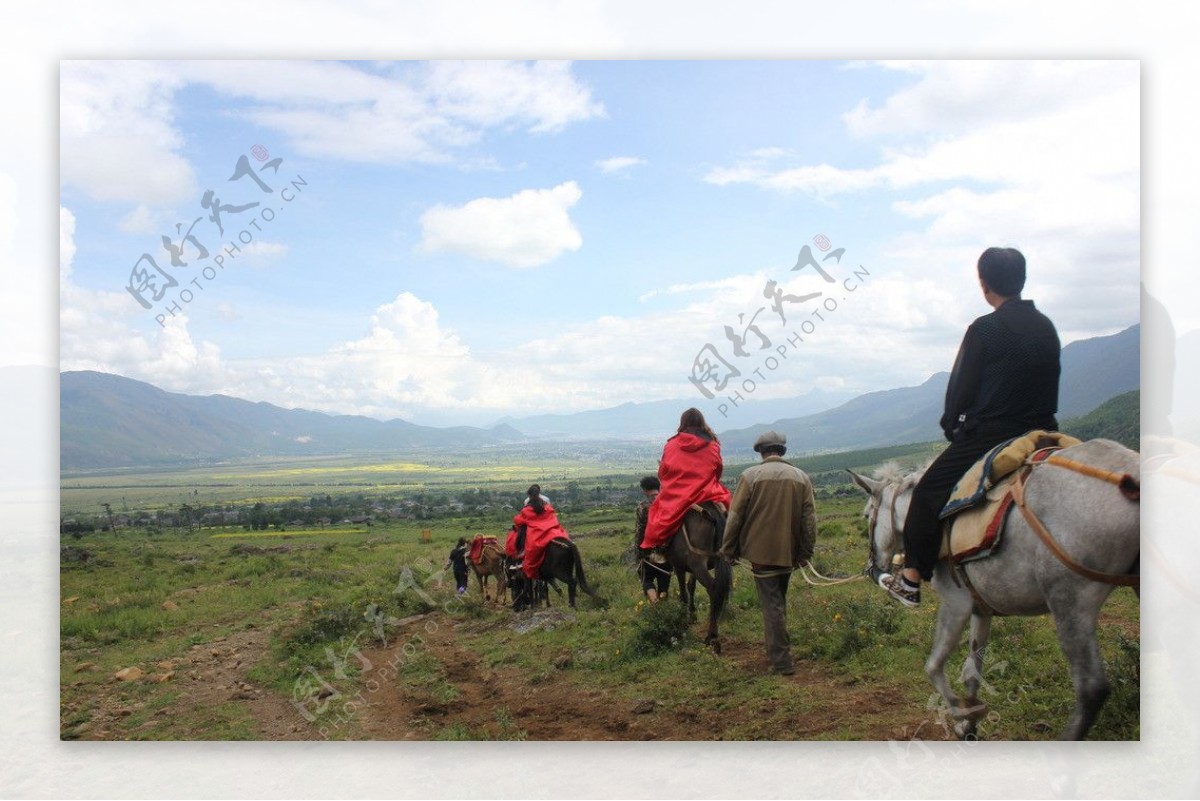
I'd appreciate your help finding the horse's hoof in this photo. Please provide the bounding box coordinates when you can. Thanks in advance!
[954,719,979,740]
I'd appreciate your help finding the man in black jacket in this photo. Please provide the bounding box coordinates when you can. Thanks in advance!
[882,247,1060,607]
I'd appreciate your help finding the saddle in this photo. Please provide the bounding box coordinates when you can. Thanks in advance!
[938,431,1080,564]
[469,534,499,565]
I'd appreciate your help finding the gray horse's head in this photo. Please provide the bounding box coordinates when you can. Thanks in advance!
[847,464,921,579]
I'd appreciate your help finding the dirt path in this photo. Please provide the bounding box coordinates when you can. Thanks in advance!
[341,611,952,741]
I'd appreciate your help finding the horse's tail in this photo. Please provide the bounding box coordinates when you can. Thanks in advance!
[571,542,600,601]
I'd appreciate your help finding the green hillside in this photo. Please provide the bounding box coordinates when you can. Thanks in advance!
[1060,390,1139,451]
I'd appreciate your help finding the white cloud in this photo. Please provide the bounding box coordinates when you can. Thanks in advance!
[423,61,605,134]
[596,156,646,173]
[60,61,195,206]
[239,240,289,266]
[117,204,167,235]
[419,181,583,268]
[179,60,604,166]
[59,205,229,391]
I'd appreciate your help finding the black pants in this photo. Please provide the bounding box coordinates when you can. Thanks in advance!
[639,562,670,596]
[902,424,1047,580]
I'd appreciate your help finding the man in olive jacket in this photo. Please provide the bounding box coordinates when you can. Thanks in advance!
[719,430,817,675]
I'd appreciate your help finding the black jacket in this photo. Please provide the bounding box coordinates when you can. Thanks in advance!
[941,299,1060,441]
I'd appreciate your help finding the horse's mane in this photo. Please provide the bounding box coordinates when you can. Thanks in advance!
[872,460,928,493]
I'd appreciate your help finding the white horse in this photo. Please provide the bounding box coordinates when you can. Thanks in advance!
[848,438,1140,740]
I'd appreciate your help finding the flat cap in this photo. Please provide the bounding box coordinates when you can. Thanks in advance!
[753,430,787,452]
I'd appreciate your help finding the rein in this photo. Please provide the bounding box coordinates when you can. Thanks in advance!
[865,483,904,578]
[1011,453,1140,589]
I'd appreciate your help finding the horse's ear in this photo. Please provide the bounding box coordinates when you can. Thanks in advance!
[846,469,883,496]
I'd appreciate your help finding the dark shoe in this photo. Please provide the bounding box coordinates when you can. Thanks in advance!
[882,574,921,608]
[774,665,796,676]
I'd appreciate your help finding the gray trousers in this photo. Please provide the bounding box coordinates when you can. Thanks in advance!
[753,572,794,672]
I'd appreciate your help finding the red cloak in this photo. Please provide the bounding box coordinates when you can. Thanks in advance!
[469,534,497,565]
[513,502,569,579]
[642,432,731,549]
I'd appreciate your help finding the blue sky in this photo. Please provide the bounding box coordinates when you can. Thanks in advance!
[59,60,1140,426]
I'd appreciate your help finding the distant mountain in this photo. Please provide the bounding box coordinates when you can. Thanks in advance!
[60,371,526,470]
[1056,324,1140,418]
[719,324,1140,454]
[496,389,856,440]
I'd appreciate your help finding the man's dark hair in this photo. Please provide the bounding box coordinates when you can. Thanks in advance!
[639,476,661,492]
[760,444,787,457]
[977,247,1026,297]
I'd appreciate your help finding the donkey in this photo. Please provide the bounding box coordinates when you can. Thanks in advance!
[661,501,733,654]
[848,438,1140,740]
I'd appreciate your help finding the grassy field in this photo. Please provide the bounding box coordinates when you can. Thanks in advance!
[60,453,653,513]
[59,490,1139,741]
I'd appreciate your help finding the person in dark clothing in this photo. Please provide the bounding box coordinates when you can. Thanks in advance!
[882,247,1060,607]
[446,537,470,596]
[634,476,670,602]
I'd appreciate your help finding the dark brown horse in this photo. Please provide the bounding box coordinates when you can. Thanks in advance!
[661,501,732,653]
[509,537,599,610]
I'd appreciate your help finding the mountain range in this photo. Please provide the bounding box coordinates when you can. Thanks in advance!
[60,370,525,470]
[60,324,1139,470]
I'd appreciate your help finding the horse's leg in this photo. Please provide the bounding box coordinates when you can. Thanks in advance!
[1050,607,1110,740]
[674,566,690,616]
[686,556,723,650]
[927,564,975,733]
[955,612,993,739]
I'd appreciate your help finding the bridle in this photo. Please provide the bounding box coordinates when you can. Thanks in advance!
[865,481,906,578]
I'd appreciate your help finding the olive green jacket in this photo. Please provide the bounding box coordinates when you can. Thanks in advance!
[719,456,817,568]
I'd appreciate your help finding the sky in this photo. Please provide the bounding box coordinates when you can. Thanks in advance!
[58,59,1140,427]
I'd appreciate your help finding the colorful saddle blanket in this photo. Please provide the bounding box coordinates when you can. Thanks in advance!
[941,430,1081,519]
[937,431,1080,565]
[469,535,499,565]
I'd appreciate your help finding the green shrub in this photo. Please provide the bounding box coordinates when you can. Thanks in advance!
[622,599,691,659]
[802,596,903,661]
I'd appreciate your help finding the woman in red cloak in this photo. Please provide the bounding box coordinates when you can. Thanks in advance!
[641,408,731,553]
[511,483,568,580]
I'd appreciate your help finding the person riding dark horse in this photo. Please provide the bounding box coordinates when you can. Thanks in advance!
[641,408,731,558]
